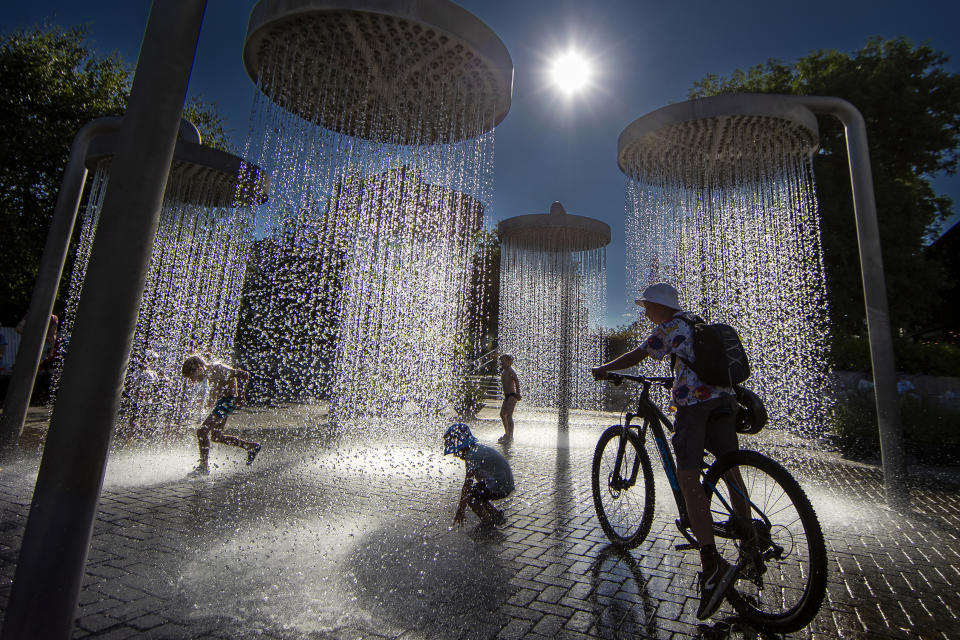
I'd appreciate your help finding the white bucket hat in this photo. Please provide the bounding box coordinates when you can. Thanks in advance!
[635,282,681,310]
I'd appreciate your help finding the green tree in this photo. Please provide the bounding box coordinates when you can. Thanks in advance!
[182,95,231,152]
[604,320,642,359]
[690,37,960,338]
[0,25,230,326]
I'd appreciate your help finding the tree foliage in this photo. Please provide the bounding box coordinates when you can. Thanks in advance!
[604,320,642,359]
[690,37,960,337]
[0,25,230,325]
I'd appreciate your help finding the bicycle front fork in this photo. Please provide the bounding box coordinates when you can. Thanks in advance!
[610,418,635,490]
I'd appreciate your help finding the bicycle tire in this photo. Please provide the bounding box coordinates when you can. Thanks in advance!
[703,450,828,633]
[591,426,655,549]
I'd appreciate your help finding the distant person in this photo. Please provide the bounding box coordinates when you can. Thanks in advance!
[498,354,521,443]
[592,282,740,621]
[181,354,260,476]
[16,314,60,404]
[444,423,514,527]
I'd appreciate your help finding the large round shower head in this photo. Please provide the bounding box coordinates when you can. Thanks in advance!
[498,202,611,252]
[86,134,270,207]
[243,0,514,145]
[618,94,819,189]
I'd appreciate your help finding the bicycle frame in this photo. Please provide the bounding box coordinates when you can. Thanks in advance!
[608,372,763,548]
[610,374,693,532]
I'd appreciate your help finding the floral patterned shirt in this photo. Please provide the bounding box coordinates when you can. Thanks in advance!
[640,311,733,407]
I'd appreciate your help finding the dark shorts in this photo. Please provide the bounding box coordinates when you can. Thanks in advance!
[209,396,237,421]
[468,480,509,502]
[671,396,739,471]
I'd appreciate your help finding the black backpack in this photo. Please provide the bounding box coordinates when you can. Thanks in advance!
[675,314,750,387]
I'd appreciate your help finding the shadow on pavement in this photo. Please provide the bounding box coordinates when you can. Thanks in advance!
[694,616,784,640]
[590,544,658,639]
[348,518,517,636]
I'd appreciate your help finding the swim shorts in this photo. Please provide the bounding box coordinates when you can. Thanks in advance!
[468,479,509,501]
[210,396,238,420]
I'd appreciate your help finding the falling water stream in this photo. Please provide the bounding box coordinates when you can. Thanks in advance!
[57,159,259,441]
[238,23,498,436]
[498,226,607,412]
[622,115,833,432]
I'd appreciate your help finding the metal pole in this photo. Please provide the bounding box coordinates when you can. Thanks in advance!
[558,266,573,433]
[0,2,207,638]
[792,95,908,507]
[0,118,121,453]
[0,118,201,455]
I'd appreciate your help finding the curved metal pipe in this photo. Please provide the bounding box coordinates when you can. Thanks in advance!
[787,95,907,507]
[0,116,122,453]
[0,115,202,454]
[178,118,201,144]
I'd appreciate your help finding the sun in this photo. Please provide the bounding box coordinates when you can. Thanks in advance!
[549,50,592,95]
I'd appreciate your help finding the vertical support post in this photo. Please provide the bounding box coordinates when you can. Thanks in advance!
[0,116,200,454]
[0,118,122,453]
[796,95,907,508]
[0,2,207,638]
[558,266,573,433]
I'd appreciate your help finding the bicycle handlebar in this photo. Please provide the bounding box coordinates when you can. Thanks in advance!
[606,372,674,389]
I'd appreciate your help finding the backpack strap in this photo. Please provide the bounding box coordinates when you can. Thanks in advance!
[676,312,704,327]
[672,312,700,369]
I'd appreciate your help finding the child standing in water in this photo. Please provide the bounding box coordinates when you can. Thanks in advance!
[182,354,261,476]
[498,354,521,443]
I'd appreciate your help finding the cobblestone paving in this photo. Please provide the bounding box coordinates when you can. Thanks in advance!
[0,406,958,639]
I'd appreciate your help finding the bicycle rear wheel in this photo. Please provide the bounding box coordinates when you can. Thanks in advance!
[703,450,827,633]
[591,426,655,548]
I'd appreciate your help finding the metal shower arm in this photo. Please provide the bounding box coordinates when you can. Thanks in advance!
[786,95,906,507]
[0,117,202,454]
[0,116,122,453]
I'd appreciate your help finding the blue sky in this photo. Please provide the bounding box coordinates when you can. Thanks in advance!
[4,0,959,326]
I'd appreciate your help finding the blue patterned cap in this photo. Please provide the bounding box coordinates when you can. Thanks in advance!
[443,423,476,455]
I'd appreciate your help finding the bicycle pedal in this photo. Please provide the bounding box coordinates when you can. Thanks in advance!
[674,542,697,551]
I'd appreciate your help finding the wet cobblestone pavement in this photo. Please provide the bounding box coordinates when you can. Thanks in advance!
[1,405,958,639]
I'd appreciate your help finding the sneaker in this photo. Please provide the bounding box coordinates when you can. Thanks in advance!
[696,558,738,620]
[188,464,210,477]
[247,443,261,465]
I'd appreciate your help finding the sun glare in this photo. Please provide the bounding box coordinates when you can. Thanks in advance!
[549,51,592,95]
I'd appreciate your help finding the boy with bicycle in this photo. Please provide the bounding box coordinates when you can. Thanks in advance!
[592,282,740,620]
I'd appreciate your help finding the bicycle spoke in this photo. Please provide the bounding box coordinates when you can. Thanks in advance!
[592,427,654,548]
[704,451,826,632]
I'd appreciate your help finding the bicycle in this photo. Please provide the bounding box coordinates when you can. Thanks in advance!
[591,372,827,633]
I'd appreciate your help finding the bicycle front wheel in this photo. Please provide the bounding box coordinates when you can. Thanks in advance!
[703,450,827,633]
[591,426,655,549]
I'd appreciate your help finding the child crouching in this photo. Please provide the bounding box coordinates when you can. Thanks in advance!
[444,423,514,526]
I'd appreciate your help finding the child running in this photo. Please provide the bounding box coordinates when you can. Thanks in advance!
[444,423,514,527]
[498,354,521,443]
[182,354,261,476]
